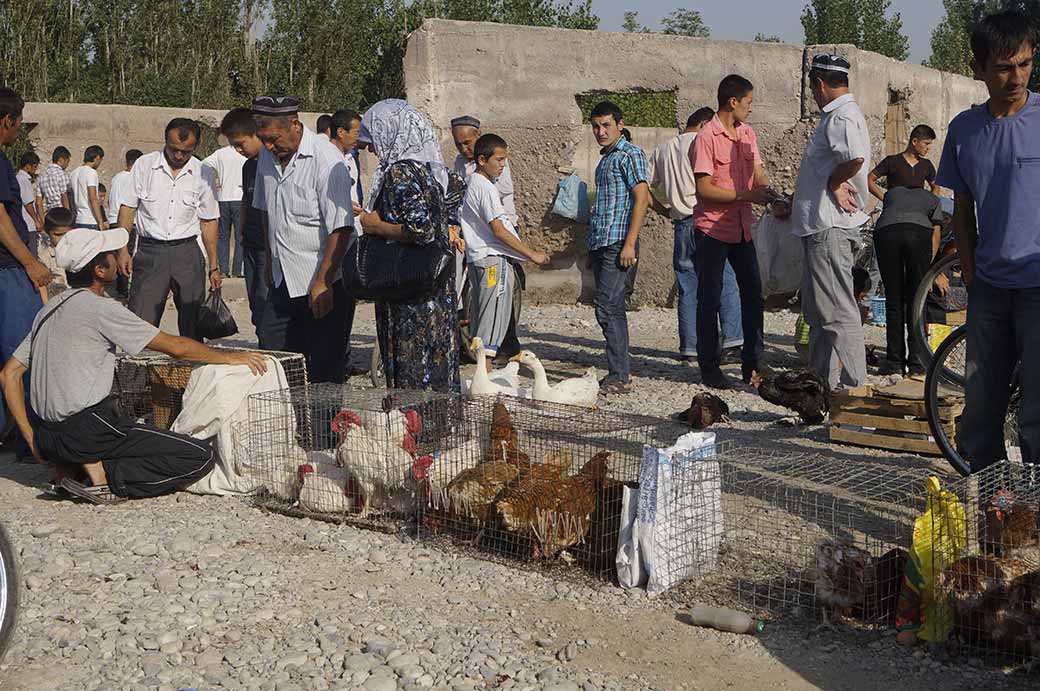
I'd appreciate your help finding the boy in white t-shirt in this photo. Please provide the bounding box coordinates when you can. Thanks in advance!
[68,145,107,230]
[460,134,549,367]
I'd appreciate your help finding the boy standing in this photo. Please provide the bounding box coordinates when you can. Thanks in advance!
[459,134,549,364]
[219,108,268,332]
[68,145,107,230]
[936,11,1040,471]
[16,152,41,247]
[37,146,71,213]
[588,101,650,394]
[691,75,774,389]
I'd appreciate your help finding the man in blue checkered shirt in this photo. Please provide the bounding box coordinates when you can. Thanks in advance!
[588,101,650,395]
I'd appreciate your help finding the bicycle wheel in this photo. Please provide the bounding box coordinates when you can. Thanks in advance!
[924,325,1022,476]
[911,253,968,370]
[0,523,19,662]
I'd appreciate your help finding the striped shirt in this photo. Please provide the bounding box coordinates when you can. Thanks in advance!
[37,163,69,212]
[252,127,354,298]
[588,137,649,251]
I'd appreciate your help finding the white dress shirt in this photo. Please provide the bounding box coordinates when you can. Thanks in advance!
[15,170,37,233]
[252,127,354,298]
[648,131,699,220]
[791,93,872,237]
[343,152,363,236]
[68,165,100,225]
[454,154,517,226]
[107,170,133,224]
[202,145,247,203]
[122,151,219,240]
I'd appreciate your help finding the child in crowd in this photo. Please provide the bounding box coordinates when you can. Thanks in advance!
[40,206,75,299]
[98,183,108,214]
[796,267,871,364]
[459,134,549,368]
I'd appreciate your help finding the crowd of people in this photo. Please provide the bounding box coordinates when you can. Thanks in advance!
[0,9,1034,502]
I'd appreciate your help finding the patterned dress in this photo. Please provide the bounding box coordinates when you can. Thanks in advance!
[373,161,461,393]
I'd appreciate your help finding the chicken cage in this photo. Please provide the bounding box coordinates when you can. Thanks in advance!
[932,460,1040,667]
[671,446,926,630]
[112,347,308,429]
[244,384,459,532]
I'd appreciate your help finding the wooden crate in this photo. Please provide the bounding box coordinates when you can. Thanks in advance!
[829,383,963,456]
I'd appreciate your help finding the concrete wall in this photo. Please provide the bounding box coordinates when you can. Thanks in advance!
[405,19,988,306]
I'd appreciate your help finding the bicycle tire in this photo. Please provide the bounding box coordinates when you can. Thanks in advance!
[911,253,967,376]
[0,523,19,662]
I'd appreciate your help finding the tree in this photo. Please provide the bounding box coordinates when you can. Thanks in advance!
[754,33,783,42]
[927,0,1039,88]
[660,8,711,37]
[622,11,648,33]
[801,0,909,60]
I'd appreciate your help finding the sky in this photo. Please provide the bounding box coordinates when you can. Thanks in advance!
[592,0,946,64]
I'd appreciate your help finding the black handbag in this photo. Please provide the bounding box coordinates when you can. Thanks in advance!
[341,161,453,302]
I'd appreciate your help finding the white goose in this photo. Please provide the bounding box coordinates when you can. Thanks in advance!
[512,350,599,408]
[463,337,526,397]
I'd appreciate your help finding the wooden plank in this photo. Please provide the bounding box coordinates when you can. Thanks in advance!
[947,310,966,327]
[831,411,937,435]
[831,394,961,421]
[830,425,941,456]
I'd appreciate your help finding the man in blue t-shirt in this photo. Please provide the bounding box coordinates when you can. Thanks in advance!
[935,11,1040,471]
[0,87,53,445]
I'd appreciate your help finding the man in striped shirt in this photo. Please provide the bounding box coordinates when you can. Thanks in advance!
[37,146,71,213]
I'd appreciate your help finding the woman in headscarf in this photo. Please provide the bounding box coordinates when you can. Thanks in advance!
[357,99,462,393]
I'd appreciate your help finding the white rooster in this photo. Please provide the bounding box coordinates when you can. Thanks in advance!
[331,408,423,517]
[410,437,485,510]
[297,462,352,514]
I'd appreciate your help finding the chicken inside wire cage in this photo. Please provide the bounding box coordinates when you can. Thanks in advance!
[935,462,1040,666]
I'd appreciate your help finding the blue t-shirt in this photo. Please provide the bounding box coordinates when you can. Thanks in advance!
[936,92,1040,289]
[0,150,31,270]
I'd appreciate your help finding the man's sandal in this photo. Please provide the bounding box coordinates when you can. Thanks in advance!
[58,478,126,505]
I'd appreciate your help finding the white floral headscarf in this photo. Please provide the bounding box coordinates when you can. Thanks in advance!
[358,99,449,211]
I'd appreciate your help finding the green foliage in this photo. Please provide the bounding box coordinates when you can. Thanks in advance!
[0,126,38,166]
[575,90,678,128]
[660,8,711,37]
[927,0,1039,89]
[754,33,783,42]
[801,0,909,60]
[622,11,649,33]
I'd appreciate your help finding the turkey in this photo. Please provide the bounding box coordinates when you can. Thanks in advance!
[752,368,830,424]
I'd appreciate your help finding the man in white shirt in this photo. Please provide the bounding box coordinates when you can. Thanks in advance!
[107,149,143,297]
[785,54,871,389]
[68,145,107,230]
[116,119,221,341]
[648,107,743,367]
[328,109,364,214]
[202,144,247,277]
[15,152,41,248]
[251,95,355,384]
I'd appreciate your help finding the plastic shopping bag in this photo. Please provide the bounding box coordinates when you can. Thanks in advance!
[752,212,803,295]
[615,485,647,588]
[631,431,721,596]
[551,173,590,224]
[895,476,966,642]
[196,288,238,341]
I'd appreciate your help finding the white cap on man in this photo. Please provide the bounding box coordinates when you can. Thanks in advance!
[55,228,130,272]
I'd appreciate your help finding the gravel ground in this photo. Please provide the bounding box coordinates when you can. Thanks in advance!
[0,290,1034,691]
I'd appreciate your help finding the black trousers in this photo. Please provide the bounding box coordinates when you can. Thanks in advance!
[694,230,764,371]
[34,398,215,499]
[874,224,932,371]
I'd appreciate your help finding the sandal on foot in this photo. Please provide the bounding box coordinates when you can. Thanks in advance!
[59,478,126,505]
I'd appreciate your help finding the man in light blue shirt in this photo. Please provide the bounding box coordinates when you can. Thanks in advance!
[935,11,1040,471]
[251,95,355,384]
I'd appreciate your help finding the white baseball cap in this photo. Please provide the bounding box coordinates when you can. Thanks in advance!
[55,228,130,272]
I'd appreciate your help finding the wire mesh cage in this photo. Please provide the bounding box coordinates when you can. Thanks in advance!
[245,384,458,531]
[933,460,1040,667]
[672,447,926,629]
[112,347,308,429]
[417,395,690,580]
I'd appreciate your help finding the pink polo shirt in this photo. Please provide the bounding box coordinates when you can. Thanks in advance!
[690,115,763,243]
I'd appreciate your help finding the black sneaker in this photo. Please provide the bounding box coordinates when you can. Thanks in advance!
[719,346,742,365]
[680,355,697,369]
[876,360,904,376]
[701,368,733,390]
[600,378,633,395]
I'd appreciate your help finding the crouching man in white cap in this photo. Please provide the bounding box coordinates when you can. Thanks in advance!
[0,228,267,504]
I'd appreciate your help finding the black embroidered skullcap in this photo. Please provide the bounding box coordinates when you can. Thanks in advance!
[252,95,300,117]
[450,115,481,129]
[811,54,851,74]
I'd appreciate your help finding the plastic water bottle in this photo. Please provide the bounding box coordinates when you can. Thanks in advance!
[687,604,764,635]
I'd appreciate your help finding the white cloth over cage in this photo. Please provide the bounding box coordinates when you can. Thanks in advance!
[616,431,721,595]
[172,357,290,496]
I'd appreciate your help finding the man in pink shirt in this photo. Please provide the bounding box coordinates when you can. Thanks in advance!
[690,74,777,389]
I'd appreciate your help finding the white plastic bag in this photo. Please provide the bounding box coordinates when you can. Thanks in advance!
[753,212,803,295]
[615,485,647,588]
[635,431,722,596]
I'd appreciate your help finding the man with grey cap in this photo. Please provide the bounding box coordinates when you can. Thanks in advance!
[0,228,267,504]
[116,117,222,341]
[783,53,871,389]
[251,95,356,384]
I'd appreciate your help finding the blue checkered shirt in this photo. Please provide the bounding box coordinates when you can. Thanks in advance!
[37,163,69,211]
[588,137,649,251]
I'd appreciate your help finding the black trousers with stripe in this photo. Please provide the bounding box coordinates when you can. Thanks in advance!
[35,397,215,499]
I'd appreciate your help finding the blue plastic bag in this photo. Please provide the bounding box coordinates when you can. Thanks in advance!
[551,173,590,224]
